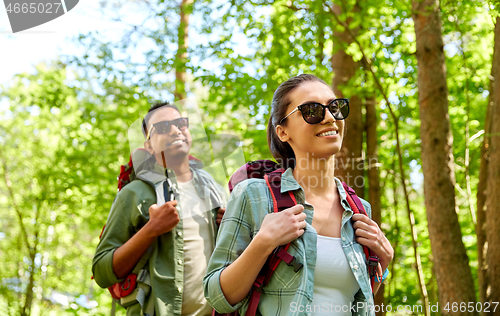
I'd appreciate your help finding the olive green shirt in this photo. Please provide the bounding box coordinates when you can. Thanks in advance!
[92,163,227,316]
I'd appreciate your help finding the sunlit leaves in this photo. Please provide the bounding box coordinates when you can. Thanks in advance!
[0,63,150,314]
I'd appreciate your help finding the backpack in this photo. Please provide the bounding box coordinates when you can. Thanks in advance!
[117,148,201,190]
[219,160,380,316]
[94,149,201,315]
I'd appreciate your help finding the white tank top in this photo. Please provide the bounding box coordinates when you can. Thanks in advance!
[311,235,360,315]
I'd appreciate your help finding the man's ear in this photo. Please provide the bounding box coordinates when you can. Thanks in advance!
[144,140,154,155]
[275,124,289,143]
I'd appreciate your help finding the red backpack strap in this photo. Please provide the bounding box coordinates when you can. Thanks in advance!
[118,158,133,191]
[264,170,296,212]
[263,172,302,272]
[245,171,302,316]
[341,182,380,293]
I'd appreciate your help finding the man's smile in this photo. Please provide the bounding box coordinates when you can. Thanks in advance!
[168,138,188,146]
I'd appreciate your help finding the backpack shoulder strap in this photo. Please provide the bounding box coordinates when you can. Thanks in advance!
[131,243,154,275]
[264,170,296,213]
[245,170,302,316]
[341,182,380,293]
[341,182,367,216]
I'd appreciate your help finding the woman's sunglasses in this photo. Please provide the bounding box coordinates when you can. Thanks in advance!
[146,117,189,140]
[279,98,350,125]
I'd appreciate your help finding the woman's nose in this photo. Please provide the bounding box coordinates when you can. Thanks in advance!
[322,107,336,123]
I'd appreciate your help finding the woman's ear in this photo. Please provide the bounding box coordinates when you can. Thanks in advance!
[275,125,289,143]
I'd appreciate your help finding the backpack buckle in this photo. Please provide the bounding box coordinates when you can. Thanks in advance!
[275,248,303,273]
[368,256,379,267]
[286,256,303,273]
[121,278,132,291]
[253,275,265,292]
[367,256,379,276]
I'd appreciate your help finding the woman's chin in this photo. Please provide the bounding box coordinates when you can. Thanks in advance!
[314,146,342,158]
[306,151,339,160]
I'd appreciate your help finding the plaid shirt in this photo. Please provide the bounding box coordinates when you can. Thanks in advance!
[204,168,376,316]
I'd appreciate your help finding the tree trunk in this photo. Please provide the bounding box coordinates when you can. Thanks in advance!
[407,202,430,316]
[412,0,478,313]
[387,160,399,306]
[365,96,385,315]
[174,0,193,101]
[462,46,477,226]
[476,22,495,308]
[316,16,325,70]
[21,251,36,316]
[328,5,429,311]
[365,96,382,224]
[331,4,364,198]
[486,16,500,311]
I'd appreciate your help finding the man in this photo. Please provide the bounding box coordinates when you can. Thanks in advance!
[93,102,227,316]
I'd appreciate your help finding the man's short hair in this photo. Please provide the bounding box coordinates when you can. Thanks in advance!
[142,102,181,138]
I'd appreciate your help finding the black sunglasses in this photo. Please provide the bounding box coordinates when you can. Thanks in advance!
[279,98,350,125]
[146,117,189,140]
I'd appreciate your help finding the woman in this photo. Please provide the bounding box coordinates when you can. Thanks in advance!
[204,74,393,315]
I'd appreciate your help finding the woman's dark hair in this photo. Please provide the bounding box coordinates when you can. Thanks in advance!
[267,74,329,169]
[142,101,180,138]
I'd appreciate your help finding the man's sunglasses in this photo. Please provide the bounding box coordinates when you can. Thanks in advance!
[146,117,189,140]
[279,98,350,125]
